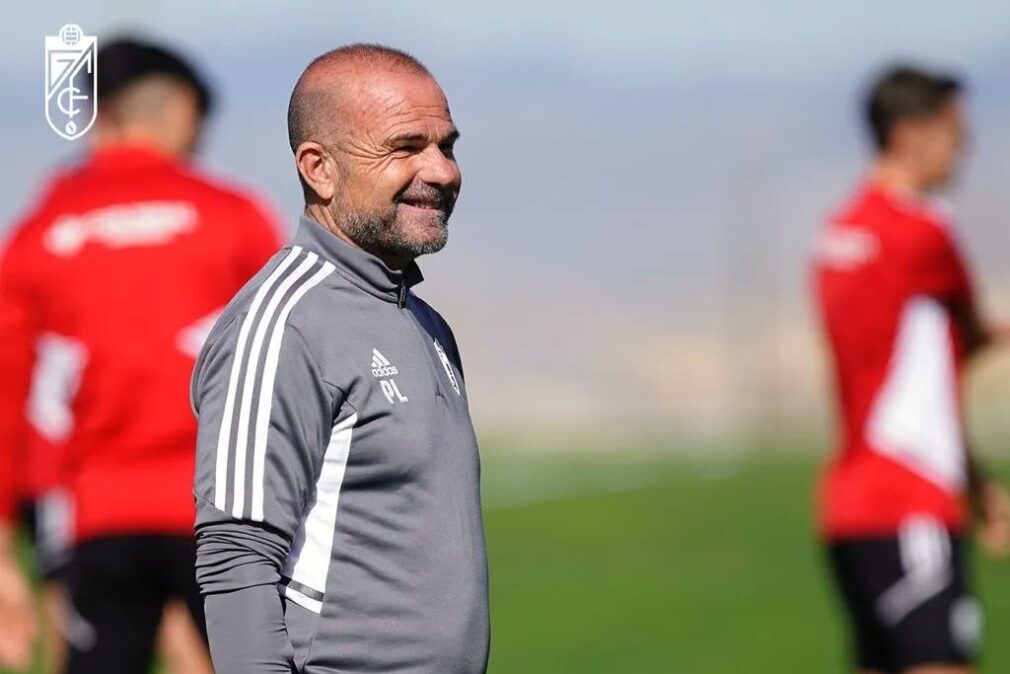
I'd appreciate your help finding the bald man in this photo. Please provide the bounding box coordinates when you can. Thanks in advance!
[191,44,489,673]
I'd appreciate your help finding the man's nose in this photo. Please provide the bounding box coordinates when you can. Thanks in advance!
[417,146,461,188]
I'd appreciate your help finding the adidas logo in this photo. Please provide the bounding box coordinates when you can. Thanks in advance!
[371,349,399,378]
[372,348,408,404]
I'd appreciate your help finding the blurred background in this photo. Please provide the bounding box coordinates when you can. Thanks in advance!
[3,1,1010,672]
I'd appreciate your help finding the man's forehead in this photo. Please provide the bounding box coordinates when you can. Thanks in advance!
[341,68,454,138]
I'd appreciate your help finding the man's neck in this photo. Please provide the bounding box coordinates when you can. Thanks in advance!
[92,128,180,159]
[871,156,926,199]
[303,204,412,270]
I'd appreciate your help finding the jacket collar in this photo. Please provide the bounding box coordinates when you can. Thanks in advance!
[292,215,423,306]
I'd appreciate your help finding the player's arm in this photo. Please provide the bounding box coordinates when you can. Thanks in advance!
[965,441,1010,557]
[958,303,1010,557]
[941,249,1010,549]
[192,321,337,673]
[947,294,1007,359]
[919,226,1010,556]
[0,240,39,669]
[913,223,1009,358]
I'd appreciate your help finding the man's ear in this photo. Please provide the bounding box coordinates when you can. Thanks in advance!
[295,141,336,201]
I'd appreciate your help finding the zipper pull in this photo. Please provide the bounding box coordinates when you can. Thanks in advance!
[398,282,408,308]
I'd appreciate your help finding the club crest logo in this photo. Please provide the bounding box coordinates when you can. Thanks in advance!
[433,339,460,396]
[45,25,97,141]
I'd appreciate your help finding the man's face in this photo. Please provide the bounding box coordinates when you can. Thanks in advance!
[908,97,966,191]
[327,70,461,262]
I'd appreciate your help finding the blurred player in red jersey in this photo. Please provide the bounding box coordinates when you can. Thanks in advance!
[0,38,281,672]
[813,65,1010,674]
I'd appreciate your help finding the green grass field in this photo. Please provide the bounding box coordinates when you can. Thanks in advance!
[481,452,1010,674]
[8,451,1010,673]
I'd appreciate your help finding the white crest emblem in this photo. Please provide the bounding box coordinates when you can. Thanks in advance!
[45,25,97,141]
[433,339,460,396]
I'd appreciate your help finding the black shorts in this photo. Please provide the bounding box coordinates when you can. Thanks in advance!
[18,490,73,581]
[827,516,982,673]
[64,534,207,674]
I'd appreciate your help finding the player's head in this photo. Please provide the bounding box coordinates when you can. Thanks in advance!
[865,65,965,191]
[91,38,213,159]
[287,44,460,266]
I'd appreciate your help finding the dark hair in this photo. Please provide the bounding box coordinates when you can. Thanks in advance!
[865,65,962,151]
[91,38,213,116]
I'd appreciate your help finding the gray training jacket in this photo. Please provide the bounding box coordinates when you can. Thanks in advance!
[191,215,489,674]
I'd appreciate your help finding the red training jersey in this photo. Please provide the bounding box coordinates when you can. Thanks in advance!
[0,145,281,541]
[813,181,975,539]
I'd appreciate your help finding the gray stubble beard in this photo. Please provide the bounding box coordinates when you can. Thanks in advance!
[338,205,449,260]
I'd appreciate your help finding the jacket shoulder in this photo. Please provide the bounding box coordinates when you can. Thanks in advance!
[408,293,452,332]
[197,246,346,361]
[194,249,296,368]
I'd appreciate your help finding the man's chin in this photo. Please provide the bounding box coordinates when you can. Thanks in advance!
[393,214,448,252]
[406,231,449,256]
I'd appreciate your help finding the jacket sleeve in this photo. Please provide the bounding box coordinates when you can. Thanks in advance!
[192,313,338,674]
[0,235,37,524]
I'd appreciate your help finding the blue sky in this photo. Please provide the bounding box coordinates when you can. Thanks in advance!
[3,2,1009,433]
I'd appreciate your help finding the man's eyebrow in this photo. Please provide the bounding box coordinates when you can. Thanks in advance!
[386,128,460,146]
[386,132,428,146]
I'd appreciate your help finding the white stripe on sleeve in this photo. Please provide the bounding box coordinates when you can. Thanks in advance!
[231,252,319,518]
[214,247,303,511]
[250,261,336,522]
